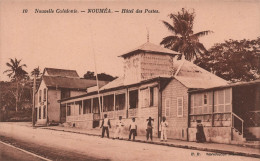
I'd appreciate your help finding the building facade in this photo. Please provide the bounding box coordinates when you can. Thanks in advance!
[35,68,108,125]
[59,42,235,142]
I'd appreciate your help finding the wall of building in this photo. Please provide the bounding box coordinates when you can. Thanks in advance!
[48,89,61,122]
[162,79,189,140]
[247,127,260,139]
[188,127,232,143]
[123,54,142,84]
[36,81,47,125]
[70,90,86,97]
[140,53,174,80]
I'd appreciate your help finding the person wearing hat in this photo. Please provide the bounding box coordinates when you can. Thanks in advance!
[129,118,137,141]
[100,114,111,138]
[146,117,154,141]
[196,120,206,143]
[160,116,168,142]
[113,116,124,139]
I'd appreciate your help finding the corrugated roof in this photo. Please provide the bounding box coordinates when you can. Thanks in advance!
[119,42,181,57]
[44,68,79,78]
[173,60,228,88]
[100,60,227,91]
[42,76,108,90]
[189,79,260,93]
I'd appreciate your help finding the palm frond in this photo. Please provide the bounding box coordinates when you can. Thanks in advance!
[192,30,213,38]
[161,21,177,34]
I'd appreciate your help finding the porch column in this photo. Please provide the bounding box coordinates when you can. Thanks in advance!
[113,93,116,119]
[82,100,84,115]
[91,98,93,114]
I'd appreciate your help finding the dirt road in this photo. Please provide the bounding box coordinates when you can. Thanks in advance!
[0,122,258,161]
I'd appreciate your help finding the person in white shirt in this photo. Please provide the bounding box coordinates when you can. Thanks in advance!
[128,118,137,140]
[100,114,111,138]
[113,116,124,139]
[160,116,168,142]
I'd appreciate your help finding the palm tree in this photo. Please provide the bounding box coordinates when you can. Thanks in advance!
[160,8,213,61]
[4,58,27,112]
[31,66,42,78]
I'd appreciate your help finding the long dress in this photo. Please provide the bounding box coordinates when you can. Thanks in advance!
[196,123,206,143]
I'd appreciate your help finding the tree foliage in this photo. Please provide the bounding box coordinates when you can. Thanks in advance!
[194,38,260,82]
[83,71,117,81]
[160,8,212,61]
[3,58,28,112]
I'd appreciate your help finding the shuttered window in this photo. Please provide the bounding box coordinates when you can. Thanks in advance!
[177,97,183,117]
[165,98,170,117]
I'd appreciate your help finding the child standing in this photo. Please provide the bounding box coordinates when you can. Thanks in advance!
[160,116,168,142]
[129,118,137,141]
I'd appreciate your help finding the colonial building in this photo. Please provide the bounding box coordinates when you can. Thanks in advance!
[188,80,260,143]
[35,68,108,125]
[58,42,233,142]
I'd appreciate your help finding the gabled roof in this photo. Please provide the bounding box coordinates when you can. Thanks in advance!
[43,68,79,78]
[119,42,181,58]
[173,60,228,88]
[42,76,108,90]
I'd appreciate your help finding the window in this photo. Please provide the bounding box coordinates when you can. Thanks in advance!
[177,97,183,117]
[67,104,71,116]
[83,99,91,114]
[165,98,170,117]
[115,93,125,111]
[204,94,207,105]
[214,88,232,113]
[39,106,41,119]
[129,90,138,109]
[39,90,42,102]
[76,101,82,115]
[43,105,46,119]
[93,97,102,113]
[103,95,114,112]
[150,87,158,106]
[140,88,149,107]
[191,92,213,115]
[43,88,47,101]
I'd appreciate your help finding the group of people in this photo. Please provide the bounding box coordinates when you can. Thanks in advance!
[100,114,169,142]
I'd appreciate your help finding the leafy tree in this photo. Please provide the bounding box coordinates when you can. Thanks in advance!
[83,71,117,81]
[83,71,95,80]
[160,8,212,61]
[194,38,260,82]
[3,58,28,112]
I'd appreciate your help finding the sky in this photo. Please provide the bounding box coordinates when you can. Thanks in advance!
[0,0,259,81]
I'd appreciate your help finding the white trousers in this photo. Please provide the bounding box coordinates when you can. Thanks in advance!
[114,127,123,138]
[161,129,167,140]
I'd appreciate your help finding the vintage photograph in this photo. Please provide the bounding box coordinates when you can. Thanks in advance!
[0,0,259,161]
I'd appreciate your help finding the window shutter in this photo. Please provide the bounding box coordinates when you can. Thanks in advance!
[177,97,183,117]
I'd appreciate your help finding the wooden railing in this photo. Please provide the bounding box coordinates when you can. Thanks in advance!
[232,112,244,136]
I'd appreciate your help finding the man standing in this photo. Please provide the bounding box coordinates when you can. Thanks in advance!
[100,114,111,138]
[160,116,168,142]
[129,118,137,141]
[113,116,124,139]
[146,117,154,141]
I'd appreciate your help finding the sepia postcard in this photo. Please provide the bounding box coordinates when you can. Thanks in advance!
[0,0,259,161]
